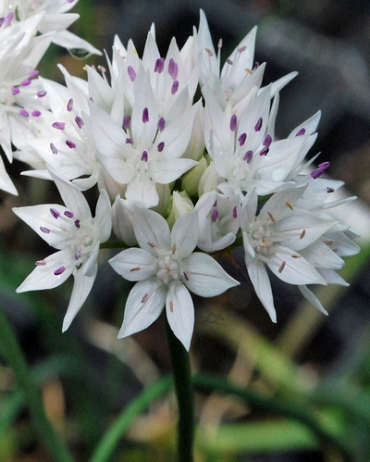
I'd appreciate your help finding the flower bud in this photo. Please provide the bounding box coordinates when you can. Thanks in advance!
[167,191,194,228]
[112,196,137,245]
[182,156,208,197]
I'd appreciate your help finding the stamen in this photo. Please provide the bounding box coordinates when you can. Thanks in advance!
[141,151,148,162]
[142,107,149,123]
[148,242,156,248]
[168,58,178,80]
[37,90,47,98]
[11,87,20,95]
[4,12,14,26]
[130,266,141,272]
[157,117,165,131]
[74,220,81,228]
[54,266,66,276]
[278,261,286,273]
[19,109,29,117]
[263,134,272,147]
[218,39,223,49]
[267,212,276,222]
[311,161,330,179]
[238,133,247,146]
[123,115,131,130]
[141,293,149,303]
[31,110,41,117]
[295,128,306,137]
[253,62,259,70]
[226,58,233,65]
[29,70,39,78]
[171,80,179,95]
[67,99,73,112]
[126,138,132,144]
[327,187,335,193]
[52,122,65,130]
[154,57,165,73]
[232,206,237,218]
[172,243,177,254]
[205,48,213,57]
[66,140,76,149]
[75,251,81,260]
[211,209,219,223]
[243,150,253,163]
[259,147,269,156]
[254,117,263,132]
[35,260,46,266]
[75,116,84,128]
[50,208,60,219]
[230,114,237,131]
[157,141,165,152]
[64,211,74,218]
[285,200,294,210]
[127,66,136,82]
[238,45,246,53]
[300,229,306,239]
[169,301,174,312]
[40,226,51,233]
[21,79,31,86]
[50,143,58,154]
[183,271,189,281]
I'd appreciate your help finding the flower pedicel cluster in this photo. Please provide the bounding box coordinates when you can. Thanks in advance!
[5,8,359,350]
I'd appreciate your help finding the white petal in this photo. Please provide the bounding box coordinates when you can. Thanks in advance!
[133,206,171,253]
[166,281,194,351]
[171,211,199,259]
[125,177,159,208]
[298,285,328,315]
[247,260,277,322]
[118,278,166,338]
[182,252,239,297]
[16,250,74,293]
[151,158,197,184]
[109,248,157,281]
[94,189,112,242]
[62,265,98,332]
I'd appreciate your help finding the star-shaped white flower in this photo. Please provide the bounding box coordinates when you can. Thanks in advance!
[109,206,239,350]
[13,169,112,331]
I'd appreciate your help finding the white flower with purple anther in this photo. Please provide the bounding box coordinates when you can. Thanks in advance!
[240,186,338,321]
[13,169,112,331]
[195,190,239,252]
[205,85,319,198]
[109,206,239,350]
[90,71,199,207]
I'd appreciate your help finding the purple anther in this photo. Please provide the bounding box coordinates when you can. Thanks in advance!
[263,134,272,147]
[142,107,149,123]
[125,138,132,144]
[4,12,14,26]
[35,260,46,266]
[295,128,306,137]
[50,143,58,155]
[232,206,237,219]
[260,146,269,156]
[75,251,81,260]
[243,150,253,163]
[67,0,75,3]
[64,211,74,218]
[319,161,330,169]
[168,58,178,80]
[154,57,165,73]
[157,141,165,152]
[31,110,41,117]
[141,151,149,162]
[123,115,131,130]
[37,90,47,98]
[230,114,237,132]
[157,117,165,131]
[11,87,20,96]
[66,140,76,149]
[127,66,136,82]
[75,116,84,128]
[21,79,31,86]
[327,187,335,193]
[67,99,73,112]
[52,122,65,130]
[183,271,189,281]
[74,219,81,228]
[226,58,233,65]
[54,266,66,276]
[50,208,60,219]
[211,209,219,223]
[171,80,179,95]
[238,45,247,53]
[254,117,263,132]
[19,109,29,117]
[0,18,4,27]
[311,161,330,179]
[238,133,247,146]
[29,69,39,78]
[253,62,259,70]
[40,226,50,233]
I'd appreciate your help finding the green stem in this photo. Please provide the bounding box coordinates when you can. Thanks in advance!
[166,321,194,462]
[90,376,173,462]
[0,308,75,462]
[193,373,353,462]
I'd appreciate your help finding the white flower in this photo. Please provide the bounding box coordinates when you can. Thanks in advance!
[13,169,112,331]
[240,186,338,321]
[109,206,239,350]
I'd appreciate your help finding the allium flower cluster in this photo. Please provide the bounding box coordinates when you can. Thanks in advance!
[10,10,360,350]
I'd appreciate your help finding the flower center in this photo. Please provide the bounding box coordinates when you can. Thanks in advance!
[156,254,179,284]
